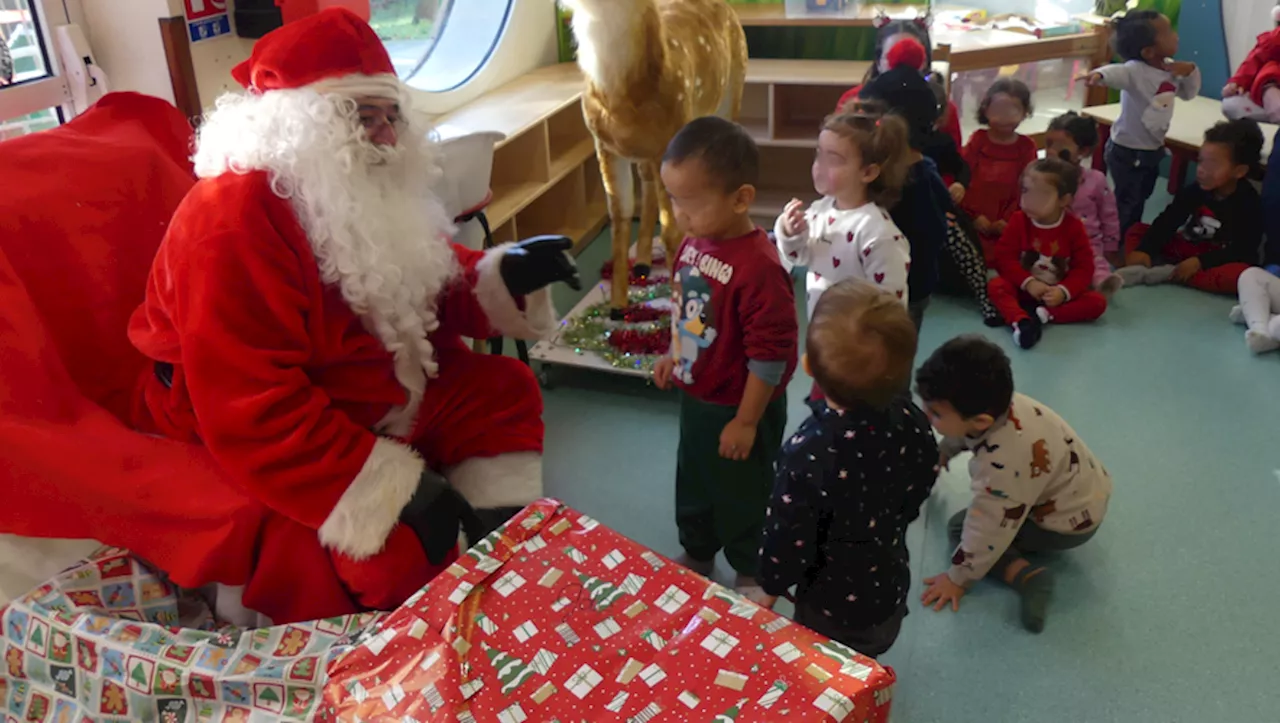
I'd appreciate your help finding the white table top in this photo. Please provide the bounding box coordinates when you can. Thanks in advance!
[1084,96,1277,159]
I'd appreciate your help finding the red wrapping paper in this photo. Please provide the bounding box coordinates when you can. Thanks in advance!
[321,500,895,722]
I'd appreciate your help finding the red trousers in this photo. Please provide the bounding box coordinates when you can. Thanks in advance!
[132,346,543,624]
[1124,223,1251,296]
[988,277,1108,324]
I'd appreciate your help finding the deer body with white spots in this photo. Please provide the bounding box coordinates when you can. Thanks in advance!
[559,0,748,312]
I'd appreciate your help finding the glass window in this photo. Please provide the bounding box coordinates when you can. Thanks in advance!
[372,0,514,93]
[0,106,59,140]
[0,0,51,86]
[951,58,1089,141]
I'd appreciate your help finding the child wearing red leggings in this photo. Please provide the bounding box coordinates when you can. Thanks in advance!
[989,158,1107,350]
[1118,119,1264,295]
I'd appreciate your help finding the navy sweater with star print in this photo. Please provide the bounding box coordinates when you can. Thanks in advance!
[759,398,940,626]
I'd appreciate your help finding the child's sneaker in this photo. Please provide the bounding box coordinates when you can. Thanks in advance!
[1012,317,1042,350]
[1035,306,1051,324]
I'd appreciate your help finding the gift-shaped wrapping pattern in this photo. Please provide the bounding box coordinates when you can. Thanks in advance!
[322,499,896,722]
[1,547,369,722]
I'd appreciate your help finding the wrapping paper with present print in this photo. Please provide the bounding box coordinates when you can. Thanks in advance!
[1,547,372,722]
[323,499,896,722]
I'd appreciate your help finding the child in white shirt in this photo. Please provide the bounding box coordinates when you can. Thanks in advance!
[775,108,913,323]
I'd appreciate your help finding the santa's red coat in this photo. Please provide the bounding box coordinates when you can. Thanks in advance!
[0,93,550,623]
[1230,28,1280,105]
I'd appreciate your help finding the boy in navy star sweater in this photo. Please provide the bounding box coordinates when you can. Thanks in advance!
[757,280,939,657]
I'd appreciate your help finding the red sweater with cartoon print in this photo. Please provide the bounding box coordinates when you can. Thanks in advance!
[671,229,798,406]
[992,211,1097,302]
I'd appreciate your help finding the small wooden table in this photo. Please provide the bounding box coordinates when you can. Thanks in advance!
[1083,96,1278,192]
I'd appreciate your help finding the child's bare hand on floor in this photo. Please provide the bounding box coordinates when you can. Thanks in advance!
[1172,256,1202,282]
[922,574,966,612]
[719,418,757,461]
[653,357,675,390]
[781,198,809,237]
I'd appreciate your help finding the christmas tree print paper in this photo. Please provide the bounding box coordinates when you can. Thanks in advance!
[324,499,896,721]
[0,547,359,723]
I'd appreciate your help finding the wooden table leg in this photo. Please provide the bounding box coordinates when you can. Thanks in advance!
[1168,149,1189,194]
[1093,122,1110,175]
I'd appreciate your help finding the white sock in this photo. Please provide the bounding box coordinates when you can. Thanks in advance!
[1229,305,1245,324]
[1036,306,1051,324]
[1246,329,1280,354]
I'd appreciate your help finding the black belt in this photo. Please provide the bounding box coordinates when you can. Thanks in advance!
[154,361,174,389]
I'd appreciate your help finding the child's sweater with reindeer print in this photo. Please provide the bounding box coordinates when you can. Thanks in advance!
[941,392,1113,587]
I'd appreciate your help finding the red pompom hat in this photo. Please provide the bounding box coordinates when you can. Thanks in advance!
[230,7,399,98]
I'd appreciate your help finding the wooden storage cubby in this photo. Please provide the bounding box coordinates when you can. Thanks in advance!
[772,83,849,145]
[547,103,596,180]
[488,127,550,226]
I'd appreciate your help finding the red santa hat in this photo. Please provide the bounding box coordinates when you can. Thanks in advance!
[230,7,399,98]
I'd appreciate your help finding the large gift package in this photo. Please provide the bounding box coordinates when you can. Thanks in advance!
[1,547,367,722]
[323,499,896,721]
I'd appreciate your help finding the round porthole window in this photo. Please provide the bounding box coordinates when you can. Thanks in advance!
[370,0,514,93]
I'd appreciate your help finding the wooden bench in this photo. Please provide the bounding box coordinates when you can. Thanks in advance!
[1083,96,1279,193]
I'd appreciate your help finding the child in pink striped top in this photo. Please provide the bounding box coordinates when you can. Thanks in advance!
[1045,113,1123,294]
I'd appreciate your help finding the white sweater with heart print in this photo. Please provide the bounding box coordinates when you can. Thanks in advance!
[774,197,911,319]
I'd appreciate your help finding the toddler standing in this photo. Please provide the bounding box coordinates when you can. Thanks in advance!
[757,280,938,657]
[961,78,1039,261]
[775,110,912,321]
[1082,10,1200,236]
[1045,112,1123,293]
[653,117,799,597]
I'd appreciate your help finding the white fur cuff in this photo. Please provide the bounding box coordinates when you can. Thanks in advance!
[318,438,424,560]
[448,451,543,510]
[474,244,558,340]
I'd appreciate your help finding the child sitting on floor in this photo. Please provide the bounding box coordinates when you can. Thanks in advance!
[1045,112,1123,293]
[1233,267,1280,354]
[775,109,912,322]
[989,158,1108,350]
[916,335,1112,633]
[1081,10,1201,237]
[1117,119,1264,295]
[961,78,1039,261]
[757,280,939,657]
[652,117,799,598]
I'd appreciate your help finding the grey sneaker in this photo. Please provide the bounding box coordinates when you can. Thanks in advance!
[1144,264,1175,285]
[1115,265,1150,286]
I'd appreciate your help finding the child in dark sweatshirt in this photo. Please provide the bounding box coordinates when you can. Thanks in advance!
[1117,119,1264,295]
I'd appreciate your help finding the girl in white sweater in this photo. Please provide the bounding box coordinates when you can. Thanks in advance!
[775,107,913,321]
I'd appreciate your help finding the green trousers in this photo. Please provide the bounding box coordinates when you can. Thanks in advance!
[675,391,787,576]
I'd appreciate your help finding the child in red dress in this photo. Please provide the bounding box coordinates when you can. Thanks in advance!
[988,158,1108,350]
[962,78,1039,262]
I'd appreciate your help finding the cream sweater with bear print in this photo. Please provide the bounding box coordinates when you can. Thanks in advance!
[942,393,1113,587]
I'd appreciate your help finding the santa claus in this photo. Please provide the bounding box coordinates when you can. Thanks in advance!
[125,9,578,621]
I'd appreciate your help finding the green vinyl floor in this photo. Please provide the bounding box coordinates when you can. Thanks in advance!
[534,215,1280,722]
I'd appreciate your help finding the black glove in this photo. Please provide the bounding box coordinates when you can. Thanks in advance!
[500,235,582,297]
[398,469,484,564]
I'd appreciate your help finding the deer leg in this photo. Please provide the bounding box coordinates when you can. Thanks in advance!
[724,28,749,121]
[654,164,682,265]
[597,145,634,313]
[636,161,661,279]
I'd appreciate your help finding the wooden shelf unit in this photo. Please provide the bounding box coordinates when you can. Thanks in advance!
[430,64,608,255]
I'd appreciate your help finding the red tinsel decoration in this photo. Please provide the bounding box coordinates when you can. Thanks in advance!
[618,305,670,323]
[608,328,670,356]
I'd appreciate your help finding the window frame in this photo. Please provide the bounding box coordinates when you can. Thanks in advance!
[399,0,514,94]
[0,0,72,130]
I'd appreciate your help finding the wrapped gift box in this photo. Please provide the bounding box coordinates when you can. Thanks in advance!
[1,547,368,722]
[323,499,896,722]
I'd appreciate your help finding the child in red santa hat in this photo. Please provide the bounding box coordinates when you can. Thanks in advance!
[1223,2,1280,123]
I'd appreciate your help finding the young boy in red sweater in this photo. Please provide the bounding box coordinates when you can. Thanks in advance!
[988,157,1108,350]
[653,117,799,598]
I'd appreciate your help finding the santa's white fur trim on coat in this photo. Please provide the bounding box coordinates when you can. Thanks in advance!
[318,437,424,559]
[474,245,558,340]
[448,451,543,510]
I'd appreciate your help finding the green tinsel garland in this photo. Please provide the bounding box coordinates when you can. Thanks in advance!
[557,284,673,373]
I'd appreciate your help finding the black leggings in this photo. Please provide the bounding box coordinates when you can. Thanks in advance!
[942,216,999,322]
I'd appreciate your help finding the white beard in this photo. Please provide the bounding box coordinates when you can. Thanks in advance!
[193,82,458,437]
